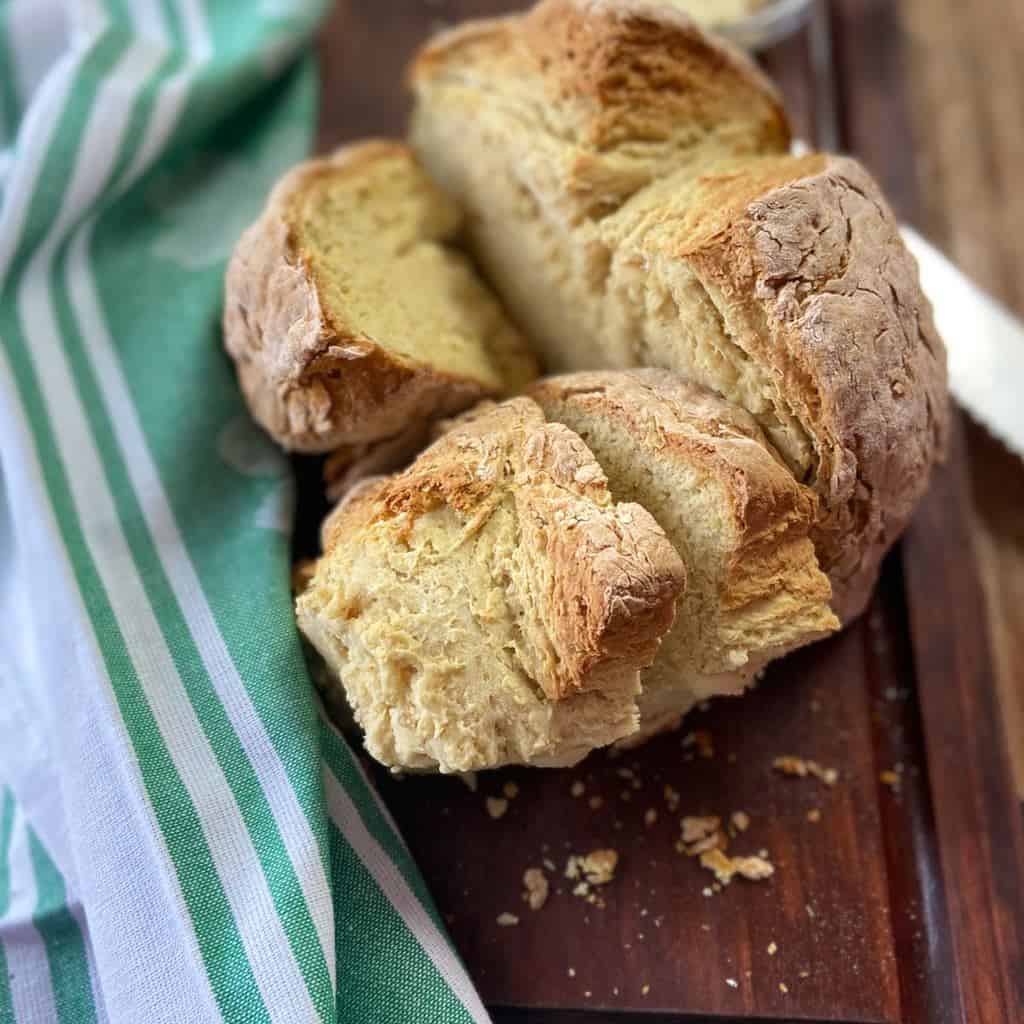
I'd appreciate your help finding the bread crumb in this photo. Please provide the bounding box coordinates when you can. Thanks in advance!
[779,982,789,994]
[805,903,816,919]
[767,941,777,956]
[522,868,549,911]
[644,808,658,827]
[567,967,575,977]
[700,848,775,884]
[799,969,810,978]
[680,815,727,856]
[566,849,618,885]
[701,923,711,932]
[702,886,714,897]
[503,781,519,799]
[774,756,838,786]
[730,810,750,832]
[773,755,808,777]
[496,912,519,926]
[584,990,591,998]
[588,795,604,810]
[663,784,680,812]
[879,769,902,791]
[806,808,822,823]
[616,767,635,781]
[460,772,478,792]
[542,857,556,872]
[726,978,738,989]
[486,797,508,819]
[570,780,585,797]
[641,984,650,996]
[681,815,720,844]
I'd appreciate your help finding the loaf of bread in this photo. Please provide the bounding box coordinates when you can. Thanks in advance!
[296,397,685,772]
[531,370,838,740]
[408,0,949,620]
[223,140,536,453]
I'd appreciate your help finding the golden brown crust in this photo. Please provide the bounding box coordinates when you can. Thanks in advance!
[223,140,534,453]
[679,155,950,617]
[410,0,790,222]
[409,1,948,621]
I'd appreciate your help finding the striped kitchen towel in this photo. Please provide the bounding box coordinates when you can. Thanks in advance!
[0,1,489,1021]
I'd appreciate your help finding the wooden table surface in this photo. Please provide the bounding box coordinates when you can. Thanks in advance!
[899,0,1024,802]
[312,2,1024,1020]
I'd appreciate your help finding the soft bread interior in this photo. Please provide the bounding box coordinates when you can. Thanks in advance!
[531,371,838,740]
[289,144,536,393]
[297,397,684,772]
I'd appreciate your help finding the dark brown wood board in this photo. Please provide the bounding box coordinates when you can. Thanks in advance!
[310,2,1024,1021]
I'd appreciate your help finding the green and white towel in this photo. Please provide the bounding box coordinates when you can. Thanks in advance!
[0,2,490,1021]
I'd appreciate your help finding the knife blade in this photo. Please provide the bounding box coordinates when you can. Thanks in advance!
[902,226,1024,461]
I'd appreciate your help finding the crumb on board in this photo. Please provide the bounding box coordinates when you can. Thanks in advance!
[522,867,549,911]
[880,768,902,790]
[773,756,839,786]
[730,810,750,832]
[700,847,775,885]
[779,982,789,994]
[566,849,618,886]
[663,784,681,812]
[644,808,658,827]
[805,903,816,919]
[503,781,519,800]
[588,795,604,810]
[496,912,519,927]
[641,984,650,996]
[767,940,777,956]
[486,797,508,819]
[567,967,575,977]
[542,857,556,872]
[806,807,822,822]
[799,969,811,979]
[773,755,808,777]
[680,815,727,857]
[681,815,720,844]
[726,977,739,989]
[460,772,478,792]
[702,886,714,898]
[570,780,585,798]
[616,767,635,781]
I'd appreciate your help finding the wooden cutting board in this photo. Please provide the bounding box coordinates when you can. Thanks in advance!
[307,2,1024,1020]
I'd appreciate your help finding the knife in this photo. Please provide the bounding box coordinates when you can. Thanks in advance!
[902,227,1024,461]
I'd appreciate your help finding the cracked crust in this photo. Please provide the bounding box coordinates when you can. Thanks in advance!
[223,140,536,453]
[297,397,685,771]
[409,1,949,620]
[675,155,949,617]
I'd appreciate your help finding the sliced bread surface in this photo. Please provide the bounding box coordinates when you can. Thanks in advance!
[297,396,684,772]
[224,140,536,453]
[531,369,839,740]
